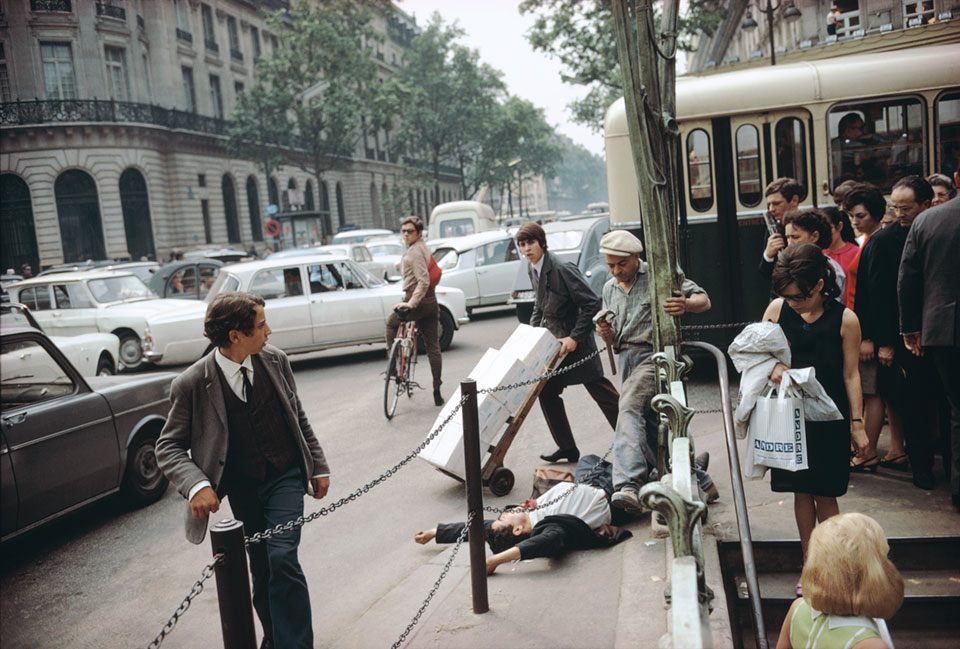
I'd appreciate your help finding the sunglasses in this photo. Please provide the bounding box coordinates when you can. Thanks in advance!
[401,228,416,234]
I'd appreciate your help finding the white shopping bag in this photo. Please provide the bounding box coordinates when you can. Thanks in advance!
[745,386,808,475]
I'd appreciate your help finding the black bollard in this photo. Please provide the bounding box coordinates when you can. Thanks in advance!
[461,379,489,614]
[210,518,257,649]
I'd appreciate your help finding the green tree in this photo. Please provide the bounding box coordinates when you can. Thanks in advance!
[520,0,726,130]
[548,135,607,214]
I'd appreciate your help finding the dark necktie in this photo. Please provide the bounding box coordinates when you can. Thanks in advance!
[533,268,540,285]
[240,366,252,402]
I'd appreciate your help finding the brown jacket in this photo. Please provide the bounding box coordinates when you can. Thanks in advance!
[401,238,435,308]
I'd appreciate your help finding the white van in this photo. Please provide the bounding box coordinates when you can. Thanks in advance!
[427,201,498,240]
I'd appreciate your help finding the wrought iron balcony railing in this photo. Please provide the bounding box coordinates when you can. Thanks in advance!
[230,48,243,62]
[137,14,145,30]
[176,28,193,43]
[96,2,125,20]
[205,39,219,54]
[31,0,72,11]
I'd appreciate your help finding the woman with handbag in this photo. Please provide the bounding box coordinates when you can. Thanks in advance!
[762,243,869,592]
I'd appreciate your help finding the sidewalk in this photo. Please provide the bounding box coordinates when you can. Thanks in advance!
[336,410,960,649]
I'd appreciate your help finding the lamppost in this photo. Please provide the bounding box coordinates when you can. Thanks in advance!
[742,0,802,65]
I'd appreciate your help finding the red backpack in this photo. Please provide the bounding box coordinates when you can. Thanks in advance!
[427,254,442,287]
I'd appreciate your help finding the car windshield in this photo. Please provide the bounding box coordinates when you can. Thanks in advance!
[204,272,241,302]
[434,248,459,269]
[85,276,155,303]
[546,231,585,251]
[367,243,403,257]
[349,260,384,286]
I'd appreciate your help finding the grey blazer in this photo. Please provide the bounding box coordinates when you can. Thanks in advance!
[156,344,330,544]
[898,195,960,348]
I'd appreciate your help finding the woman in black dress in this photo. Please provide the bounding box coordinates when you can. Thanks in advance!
[761,244,869,567]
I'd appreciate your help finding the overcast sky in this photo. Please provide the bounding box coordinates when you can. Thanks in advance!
[396,0,607,157]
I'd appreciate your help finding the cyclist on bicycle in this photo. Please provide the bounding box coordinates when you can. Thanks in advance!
[387,215,444,406]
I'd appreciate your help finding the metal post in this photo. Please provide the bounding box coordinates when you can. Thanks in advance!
[766,0,777,65]
[461,378,489,614]
[209,518,257,649]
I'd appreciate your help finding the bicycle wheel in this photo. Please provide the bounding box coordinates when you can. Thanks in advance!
[407,332,418,399]
[384,339,404,420]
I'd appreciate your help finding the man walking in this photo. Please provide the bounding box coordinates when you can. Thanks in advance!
[899,172,960,508]
[156,291,330,649]
[387,215,443,406]
[514,222,619,463]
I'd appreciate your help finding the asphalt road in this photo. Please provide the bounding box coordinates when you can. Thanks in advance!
[0,307,731,649]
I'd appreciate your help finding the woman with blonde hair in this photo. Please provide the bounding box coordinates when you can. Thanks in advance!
[776,512,904,649]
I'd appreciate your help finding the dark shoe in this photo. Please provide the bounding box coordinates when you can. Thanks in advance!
[611,488,644,513]
[260,639,273,649]
[433,389,444,406]
[704,483,720,504]
[850,456,879,473]
[879,453,910,471]
[695,451,710,472]
[912,471,936,490]
[539,447,580,463]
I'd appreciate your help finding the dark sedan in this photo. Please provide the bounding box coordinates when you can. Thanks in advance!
[0,324,177,541]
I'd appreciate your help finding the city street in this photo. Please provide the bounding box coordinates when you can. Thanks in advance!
[2,306,726,649]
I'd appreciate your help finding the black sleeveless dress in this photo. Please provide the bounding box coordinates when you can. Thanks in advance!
[770,300,851,497]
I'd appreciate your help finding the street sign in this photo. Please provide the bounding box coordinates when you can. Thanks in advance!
[265,204,279,215]
[264,219,281,237]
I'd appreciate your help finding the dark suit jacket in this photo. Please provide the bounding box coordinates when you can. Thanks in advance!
[898,196,960,348]
[529,250,604,386]
[855,222,909,348]
[156,344,329,544]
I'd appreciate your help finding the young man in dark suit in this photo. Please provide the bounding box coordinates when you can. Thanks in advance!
[156,291,330,649]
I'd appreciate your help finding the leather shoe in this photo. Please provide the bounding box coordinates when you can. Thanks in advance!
[539,447,580,463]
[611,488,644,513]
[695,451,710,472]
[433,389,444,406]
[912,471,936,490]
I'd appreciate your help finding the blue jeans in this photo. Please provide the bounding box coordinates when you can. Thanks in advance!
[228,464,313,649]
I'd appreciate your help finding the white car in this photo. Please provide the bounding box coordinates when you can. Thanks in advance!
[331,228,394,245]
[1,303,121,376]
[431,231,522,315]
[5,271,192,370]
[364,235,405,281]
[269,243,392,281]
[141,253,469,366]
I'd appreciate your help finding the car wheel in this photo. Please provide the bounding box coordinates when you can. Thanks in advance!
[515,302,533,325]
[437,308,455,351]
[96,354,115,376]
[117,334,144,370]
[122,433,169,506]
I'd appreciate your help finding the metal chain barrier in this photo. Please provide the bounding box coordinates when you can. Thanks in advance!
[680,321,755,332]
[391,513,473,649]
[146,553,224,649]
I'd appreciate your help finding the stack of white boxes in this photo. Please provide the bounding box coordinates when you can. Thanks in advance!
[420,325,561,479]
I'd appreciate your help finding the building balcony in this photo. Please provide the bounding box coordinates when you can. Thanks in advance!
[137,14,144,30]
[205,39,219,54]
[230,48,243,62]
[96,2,125,20]
[176,28,193,43]
[31,0,72,11]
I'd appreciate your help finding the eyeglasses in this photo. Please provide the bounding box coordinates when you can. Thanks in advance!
[400,228,416,234]
[781,289,813,303]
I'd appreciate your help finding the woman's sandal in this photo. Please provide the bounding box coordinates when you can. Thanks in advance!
[879,454,910,471]
[850,456,879,473]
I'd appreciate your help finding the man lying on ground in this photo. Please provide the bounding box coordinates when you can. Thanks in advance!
[414,455,633,575]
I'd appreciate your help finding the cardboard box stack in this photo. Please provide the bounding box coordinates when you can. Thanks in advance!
[420,325,560,479]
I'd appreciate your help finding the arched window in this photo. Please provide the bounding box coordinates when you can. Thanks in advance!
[55,169,106,262]
[0,174,39,273]
[268,177,280,209]
[370,182,381,227]
[119,168,156,260]
[335,182,345,226]
[382,182,390,223]
[246,176,262,242]
[222,174,241,243]
[320,181,331,237]
[304,179,315,211]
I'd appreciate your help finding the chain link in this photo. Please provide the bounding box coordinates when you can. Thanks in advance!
[146,553,224,649]
[391,512,473,649]
[680,321,755,332]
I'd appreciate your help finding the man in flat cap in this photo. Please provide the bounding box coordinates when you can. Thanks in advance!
[595,230,712,512]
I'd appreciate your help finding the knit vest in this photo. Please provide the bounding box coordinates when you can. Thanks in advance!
[218,355,298,484]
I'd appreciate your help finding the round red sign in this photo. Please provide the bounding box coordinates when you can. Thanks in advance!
[264,219,281,236]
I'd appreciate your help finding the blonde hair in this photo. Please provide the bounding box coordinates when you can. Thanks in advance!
[802,513,904,619]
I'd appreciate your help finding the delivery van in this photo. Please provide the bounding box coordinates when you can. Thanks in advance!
[427,201,499,240]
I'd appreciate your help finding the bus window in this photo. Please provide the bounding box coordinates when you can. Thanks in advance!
[828,96,925,193]
[736,124,762,207]
[935,90,960,177]
[686,129,713,212]
[775,118,807,200]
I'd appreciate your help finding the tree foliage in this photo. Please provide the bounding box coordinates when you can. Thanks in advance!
[549,135,608,214]
[519,0,726,130]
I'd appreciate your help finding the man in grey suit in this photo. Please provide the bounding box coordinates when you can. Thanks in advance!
[156,291,330,649]
[899,175,960,510]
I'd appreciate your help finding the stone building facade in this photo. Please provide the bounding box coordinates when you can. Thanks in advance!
[0,0,461,271]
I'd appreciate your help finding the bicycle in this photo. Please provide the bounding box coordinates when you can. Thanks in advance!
[384,306,423,419]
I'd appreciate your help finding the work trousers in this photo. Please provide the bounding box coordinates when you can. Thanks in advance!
[613,345,659,491]
[386,299,442,390]
[227,464,313,649]
[538,376,619,451]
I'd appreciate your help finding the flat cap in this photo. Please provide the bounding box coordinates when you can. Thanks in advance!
[599,230,643,256]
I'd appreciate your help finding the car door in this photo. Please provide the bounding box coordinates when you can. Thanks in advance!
[0,430,17,538]
[247,266,313,350]
[48,282,99,336]
[0,334,120,534]
[307,261,384,344]
[475,238,521,305]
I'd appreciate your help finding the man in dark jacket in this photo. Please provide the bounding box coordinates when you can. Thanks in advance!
[898,175,960,508]
[514,222,619,464]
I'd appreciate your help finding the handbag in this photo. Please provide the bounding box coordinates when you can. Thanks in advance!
[530,467,574,498]
[745,385,808,474]
[427,254,442,287]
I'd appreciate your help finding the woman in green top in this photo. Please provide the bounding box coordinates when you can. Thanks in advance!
[776,512,903,649]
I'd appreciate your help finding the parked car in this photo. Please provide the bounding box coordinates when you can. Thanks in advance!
[427,201,498,240]
[1,274,23,304]
[430,231,522,315]
[141,253,470,366]
[37,260,116,276]
[98,261,161,284]
[364,235,405,281]
[183,247,250,263]
[1,303,120,376]
[331,228,393,245]
[508,213,611,323]
[0,322,176,542]
[4,270,191,370]
[148,259,224,300]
